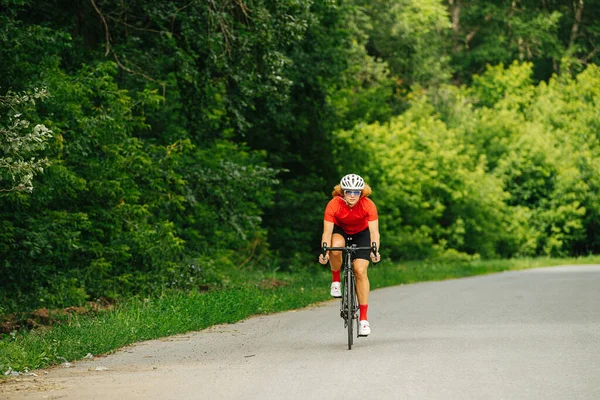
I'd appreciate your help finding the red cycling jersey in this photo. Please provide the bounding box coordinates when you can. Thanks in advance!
[324,196,378,235]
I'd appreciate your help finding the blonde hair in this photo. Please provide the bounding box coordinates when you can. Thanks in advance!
[332,183,372,198]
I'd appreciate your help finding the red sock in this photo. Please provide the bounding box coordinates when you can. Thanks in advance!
[332,270,341,283]
[360,304,368,321]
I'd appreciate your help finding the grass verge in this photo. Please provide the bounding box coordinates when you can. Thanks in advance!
[2,256,600,374]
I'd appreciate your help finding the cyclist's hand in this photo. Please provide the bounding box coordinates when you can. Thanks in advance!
[370,251,381,263]
[319,253,330,265]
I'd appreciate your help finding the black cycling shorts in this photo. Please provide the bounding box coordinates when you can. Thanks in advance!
[332,225,371,261]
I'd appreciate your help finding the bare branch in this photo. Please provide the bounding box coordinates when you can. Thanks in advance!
[461,14,491,50]
[569,0,584,51]
[448,0,461,35]
[465,27,480,46]
[237,238,260,269]
[234,0,251,22]
[207,0,233,56]
[171,2,195,34]
[112,52,166,97]
[90,0,111,56]
[106,15,163,34]
[580,39,599,65]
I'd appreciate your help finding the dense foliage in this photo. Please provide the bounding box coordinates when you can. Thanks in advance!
[335,62,600,260]
[1,0,599,313]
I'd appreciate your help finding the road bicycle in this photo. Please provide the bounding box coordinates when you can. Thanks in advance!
[322,241,378,350]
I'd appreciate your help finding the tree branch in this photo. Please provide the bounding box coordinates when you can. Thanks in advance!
[569,0,584,51]
[90,0,111,56]
[112,52,166,97]
[171,2,195,34]
[90,1,167,97]
[580,39,599,65]
[237,238,260,269]
[448,0,461,35]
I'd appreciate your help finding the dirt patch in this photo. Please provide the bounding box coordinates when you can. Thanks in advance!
[0,374,65,397]
[0,298,114,334]
[258,278,289,289]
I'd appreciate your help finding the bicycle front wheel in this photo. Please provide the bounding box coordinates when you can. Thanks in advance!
[346,270,354,350]
[353,274,360,340]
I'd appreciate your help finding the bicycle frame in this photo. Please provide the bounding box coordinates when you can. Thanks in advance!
[322,242,377,350]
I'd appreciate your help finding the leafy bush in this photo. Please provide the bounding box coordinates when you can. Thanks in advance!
[0,89,52,192]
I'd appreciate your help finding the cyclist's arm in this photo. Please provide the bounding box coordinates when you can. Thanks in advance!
[321,220,334,249]
[320,199,337,263]
[368,219,381,262]
[318,220,335,264]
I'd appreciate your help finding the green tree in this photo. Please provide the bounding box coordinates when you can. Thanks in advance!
[446,0,600,82]
[355,0,453,87]
[333,93,509,259]
[438,61,598,256]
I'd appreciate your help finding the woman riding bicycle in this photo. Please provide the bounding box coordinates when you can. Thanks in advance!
[319,173,381,336]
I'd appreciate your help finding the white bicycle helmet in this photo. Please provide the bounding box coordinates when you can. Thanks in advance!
[340,174,365,190]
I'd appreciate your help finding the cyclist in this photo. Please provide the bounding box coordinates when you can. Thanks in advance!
[319,173,381,336]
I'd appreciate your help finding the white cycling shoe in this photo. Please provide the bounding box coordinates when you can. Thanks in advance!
[330,282,342,298]
[359,320,371,336]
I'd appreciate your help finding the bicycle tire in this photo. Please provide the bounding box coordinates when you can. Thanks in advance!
[346,267,354,350]
[353,273,359,340]
[340,254,348,327]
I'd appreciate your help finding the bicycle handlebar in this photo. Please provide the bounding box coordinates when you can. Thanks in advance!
[322,242,379,263]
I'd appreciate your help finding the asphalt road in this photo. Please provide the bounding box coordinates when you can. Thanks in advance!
[3,265,600,399]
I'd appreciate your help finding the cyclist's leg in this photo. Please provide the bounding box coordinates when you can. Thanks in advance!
[328,227,346,297]
[353,258,370,305]
[354,258,371,335]
[329,225,346,273]
[351,228,371,308]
